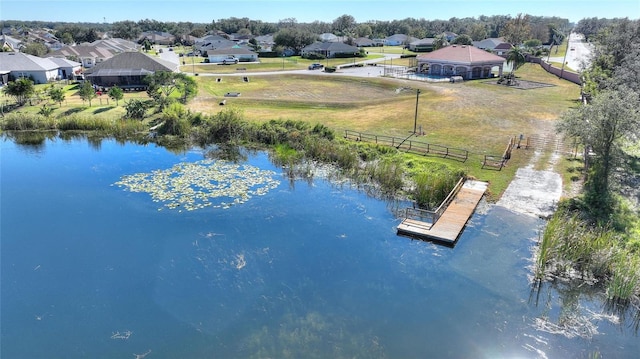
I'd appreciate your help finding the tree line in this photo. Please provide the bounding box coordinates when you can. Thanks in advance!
[3,13,571,46]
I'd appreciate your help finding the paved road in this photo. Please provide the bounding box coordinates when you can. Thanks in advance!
[183,53,403,78]
[548,33,592,72]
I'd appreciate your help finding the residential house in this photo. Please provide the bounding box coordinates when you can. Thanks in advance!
[90,38,139,53]
[0,52,60,84]
[384,34,418,46]
[207,45,258,63]
[1,34,23,52]
[300,42,359,58]
[47,44,115,68]
[472,37,513,55]
[194,34,236,54]
[472,38,506,51]
[493,42,513,56]
[31,30,64,51]
[83,51,178,89]
[48,57,82,80]
[416,44,505,80]
[408,38,436,52]
[254,34,275,52]
[318,33,339,42]
[442,32,458,42]
[353,37,381,47]
[138,31,176,46]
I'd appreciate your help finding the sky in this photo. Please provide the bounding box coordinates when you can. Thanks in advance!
[1,0,638,24]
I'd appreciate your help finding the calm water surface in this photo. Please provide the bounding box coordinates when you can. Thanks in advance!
[1,136,637,358]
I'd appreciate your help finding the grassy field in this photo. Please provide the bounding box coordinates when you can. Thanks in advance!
[2,60,581,200]
[184,63,580,199]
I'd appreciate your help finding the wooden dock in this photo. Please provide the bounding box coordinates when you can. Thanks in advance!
[397,180,488,245]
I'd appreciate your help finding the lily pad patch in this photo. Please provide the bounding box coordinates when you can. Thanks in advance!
[114,159,280,211]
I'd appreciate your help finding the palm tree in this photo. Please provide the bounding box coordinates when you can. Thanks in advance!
[506,46,527,76]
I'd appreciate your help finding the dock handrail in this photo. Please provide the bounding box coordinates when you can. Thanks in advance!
[433,176,466,218]
[403,176,466,225]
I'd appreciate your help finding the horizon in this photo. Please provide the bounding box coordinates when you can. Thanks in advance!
[1,0,638,25]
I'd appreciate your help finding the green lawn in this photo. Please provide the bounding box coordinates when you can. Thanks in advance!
[3,61,581,201]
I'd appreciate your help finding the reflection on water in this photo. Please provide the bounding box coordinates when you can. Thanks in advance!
[1,135,638,359]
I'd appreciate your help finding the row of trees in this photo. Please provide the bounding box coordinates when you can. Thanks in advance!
[3,13,570,47]
[556,18,640,218]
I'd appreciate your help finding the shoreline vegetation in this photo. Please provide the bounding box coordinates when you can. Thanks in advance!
[2,45,639,320]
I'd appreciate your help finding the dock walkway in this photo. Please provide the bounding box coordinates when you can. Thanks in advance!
[397,180,488,245]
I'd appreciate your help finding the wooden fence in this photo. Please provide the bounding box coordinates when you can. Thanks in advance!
[344,130,469,162]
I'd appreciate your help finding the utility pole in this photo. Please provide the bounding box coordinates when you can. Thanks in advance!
[414,89,421,134]
[560,32,571,79]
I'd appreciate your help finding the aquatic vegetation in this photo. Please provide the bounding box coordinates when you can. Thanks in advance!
[114,159,280,211]
[536,201,640,305]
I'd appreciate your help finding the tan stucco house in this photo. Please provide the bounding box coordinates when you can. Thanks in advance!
[416,45,505,80]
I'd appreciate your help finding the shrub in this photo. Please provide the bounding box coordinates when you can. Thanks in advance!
[158,102,191,136]
[123,99,148,120]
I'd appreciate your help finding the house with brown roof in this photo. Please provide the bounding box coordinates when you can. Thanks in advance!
[416,45,505,80]
[493,42,513,56]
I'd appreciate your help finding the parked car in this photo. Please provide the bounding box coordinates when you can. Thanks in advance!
[308,63,324,70]
[222,56,239,65]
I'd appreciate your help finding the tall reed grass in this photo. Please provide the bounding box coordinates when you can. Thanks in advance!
[537,203,640,303]
[1,113,56,130]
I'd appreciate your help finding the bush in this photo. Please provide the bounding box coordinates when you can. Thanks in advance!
[302,53,325,60]
[158,102,191,136]
[123,99,148,120]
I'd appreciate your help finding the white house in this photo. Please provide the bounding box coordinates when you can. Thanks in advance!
[48,57,82,80]
[207,45,258,63]
[384,34,418,46]
[0,52,60,84]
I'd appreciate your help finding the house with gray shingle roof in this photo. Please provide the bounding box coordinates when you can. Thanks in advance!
[194,35,236,54]
[353,37,381,47]
[301,42,359,58]
[90,38,139,53]
[409,38,436,52]
[472,38,512,55]
[1,34,24,52]
[138,31,176,46]
[47,44,115,68]
[0,52,60,83]
[83,51,178,89]
[384,34,418,46]
[48,57,82,80]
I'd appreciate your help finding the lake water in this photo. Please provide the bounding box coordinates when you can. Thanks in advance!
[1,135,637,358]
